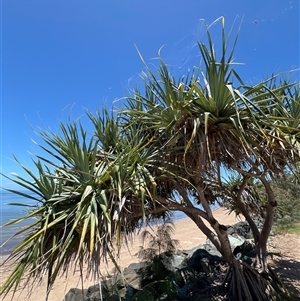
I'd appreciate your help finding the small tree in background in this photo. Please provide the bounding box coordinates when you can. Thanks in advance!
[134,221,180,301]
[1,18,299,301]
[137,220,179,263]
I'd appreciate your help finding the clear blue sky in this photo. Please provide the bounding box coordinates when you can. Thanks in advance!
[1,0,299,189]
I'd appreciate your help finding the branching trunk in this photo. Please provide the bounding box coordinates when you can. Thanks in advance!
[233,175,260,244]
[195,183,237,264]
[191,178,287,300]
[255,177,277,271]
[156,172,287,300]
[186,208,284,300]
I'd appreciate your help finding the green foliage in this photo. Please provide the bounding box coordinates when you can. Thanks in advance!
[263,169,300,233]
[1,17,300,301]
[132,260,180,301]
[219,169,300,230]
[0,118,168,299]
[272,174,300,222]
[137,220,179,262]
[132,221,181,301]
[218,174,266,218]
[101,274,126,301]
[274,222,300,235]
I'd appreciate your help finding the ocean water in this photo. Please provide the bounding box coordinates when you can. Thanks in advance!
[0,191,37,255]
[0,191,186,255]
[0,191,216,256]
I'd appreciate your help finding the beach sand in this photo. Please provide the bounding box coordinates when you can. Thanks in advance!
[0,208,243,301]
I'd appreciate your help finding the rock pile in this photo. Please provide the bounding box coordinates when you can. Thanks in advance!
[63,221,257,301]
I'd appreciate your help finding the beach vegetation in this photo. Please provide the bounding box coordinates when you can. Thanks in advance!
[137,220,179,263]
[271,170,300,231]
[1,17,300,301]
[133,221,181,300]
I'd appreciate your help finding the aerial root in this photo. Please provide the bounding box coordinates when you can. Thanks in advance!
[222,261,287,301]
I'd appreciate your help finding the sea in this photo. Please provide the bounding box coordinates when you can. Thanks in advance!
[0,191,188,256]
[0,190,217,257]
[0,191,37,255]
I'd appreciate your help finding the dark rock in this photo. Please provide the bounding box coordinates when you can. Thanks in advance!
[228,234,247,250]
[187,248,222,272]
[62,288,87,301]
[226,225,235,235]
[203,240,222,257]
[63,219,260,301]
[204,234,246,258]
[83,274,127,301]
[124,270,141,289]
[177,284,189,299]
[233,240,256,265]
[231,221,252,239]
[123,262,146,289]
[124,262,144,274]
[84,284,101,301]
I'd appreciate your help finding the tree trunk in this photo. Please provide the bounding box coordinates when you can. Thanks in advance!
[188,211,288,300]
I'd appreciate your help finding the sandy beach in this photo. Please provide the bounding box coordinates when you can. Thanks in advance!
[0,208,243,301]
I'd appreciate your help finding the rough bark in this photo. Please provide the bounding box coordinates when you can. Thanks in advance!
[255,177,277,271]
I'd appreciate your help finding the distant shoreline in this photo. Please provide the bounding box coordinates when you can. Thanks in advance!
[0,205,221,259]
[1,192,220,257]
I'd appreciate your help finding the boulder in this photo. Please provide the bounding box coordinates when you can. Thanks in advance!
[63,220,259,301]
[123,262,144,274]
[83,274,127,301]
[123,262,146,289]
[233,240,256,264]
[172,252,186,269]
[228,234,247,250]
[124,270,141,290]
[84,284,101,301]
[187,248,222,273]
[230,221,252,239]
[203,240,222,257]
[62,288,87,301]
[204,234,246,258]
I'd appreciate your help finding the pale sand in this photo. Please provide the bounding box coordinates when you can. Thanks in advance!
[0,208,243,301]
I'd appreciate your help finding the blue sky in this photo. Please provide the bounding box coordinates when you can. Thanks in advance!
[1,0,299,189]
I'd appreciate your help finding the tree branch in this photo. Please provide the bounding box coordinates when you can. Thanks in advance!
[173,182,209,221]
[195,183,216,225]
[155,195,209,221]
[233,175,260,243]
[259,177,277,251]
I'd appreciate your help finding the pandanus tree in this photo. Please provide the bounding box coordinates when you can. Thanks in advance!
[122,18,300,299]
[1,18,299,301]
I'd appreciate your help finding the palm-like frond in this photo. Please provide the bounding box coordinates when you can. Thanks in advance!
[0,116,169,299]
[137,220,179,263]
[218,175,266,218]
[124,17,300,183]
